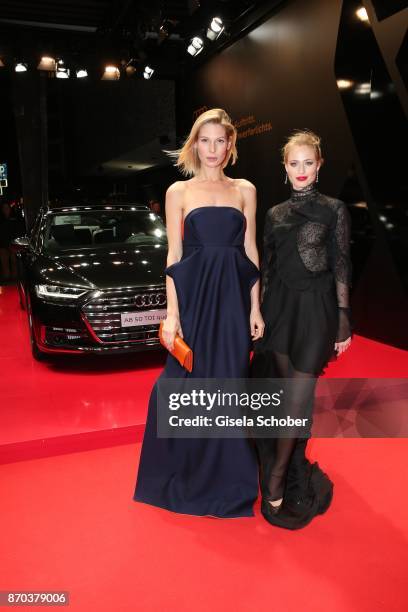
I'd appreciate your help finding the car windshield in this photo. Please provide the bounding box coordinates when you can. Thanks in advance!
[43,209,167,252]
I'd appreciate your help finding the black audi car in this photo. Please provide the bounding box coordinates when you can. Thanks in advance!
[15,203,168,359]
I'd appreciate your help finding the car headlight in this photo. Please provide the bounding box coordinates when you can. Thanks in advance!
[35,284,88,300]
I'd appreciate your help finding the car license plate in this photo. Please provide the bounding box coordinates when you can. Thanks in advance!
[120,309,167,327]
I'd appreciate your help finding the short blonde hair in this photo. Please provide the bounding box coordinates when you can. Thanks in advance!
[282,129,323,164]
[171,108,238,177]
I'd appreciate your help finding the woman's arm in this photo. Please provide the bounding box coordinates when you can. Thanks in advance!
[240,179,265,340]
[332,201,353,353]
[162,182,184,350]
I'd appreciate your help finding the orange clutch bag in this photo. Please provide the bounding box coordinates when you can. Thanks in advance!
[158,320,193,372]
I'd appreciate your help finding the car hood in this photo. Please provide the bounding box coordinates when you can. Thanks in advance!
[35,245,167,289]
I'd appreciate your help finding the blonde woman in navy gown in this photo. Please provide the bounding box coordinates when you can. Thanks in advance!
[134,108,265,517]
[250,130,352,529]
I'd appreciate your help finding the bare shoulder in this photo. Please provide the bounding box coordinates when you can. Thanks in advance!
[234,178,256,196]
[166,180,186,199]
[165,182,186,221]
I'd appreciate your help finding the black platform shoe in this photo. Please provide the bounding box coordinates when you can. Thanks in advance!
[260,460,327,530]
[260,464,333,530]
[261,495,284,515]
[261,492,318,530]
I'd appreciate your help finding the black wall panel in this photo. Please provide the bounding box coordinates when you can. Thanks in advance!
[179,0,408,349]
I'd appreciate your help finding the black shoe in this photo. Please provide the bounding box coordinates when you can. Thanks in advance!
[262,496,284,515]
[260,461,334,530]
[261,462,321,531]
[261,494,318,530]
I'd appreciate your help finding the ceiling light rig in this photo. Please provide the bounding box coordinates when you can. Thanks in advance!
[206,17,224,41]
[125,60,137,76]
[15,62,28,73]
[356,7,369,22]
[187,16,226,57]
[337,79,354,89]
[37,56,56,71]
[2,41,157,81]
[56,59,69,79]
[187,36,204,56]
[102,65,120,80]
[56,67,69,79]
[143,65,154,79]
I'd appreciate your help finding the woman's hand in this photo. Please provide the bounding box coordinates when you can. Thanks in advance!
[162,314,183,351]
[250,308,265,341]
[335,336,352,355]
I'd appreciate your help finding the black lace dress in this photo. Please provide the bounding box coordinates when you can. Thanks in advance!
[253,183,352,374]
[250,183,352,529]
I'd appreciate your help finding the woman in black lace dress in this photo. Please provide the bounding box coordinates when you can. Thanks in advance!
[250,130,352,529]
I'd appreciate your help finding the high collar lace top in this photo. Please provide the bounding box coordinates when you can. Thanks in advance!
[290,183,319,202]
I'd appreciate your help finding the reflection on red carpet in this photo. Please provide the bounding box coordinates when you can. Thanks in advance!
[1,285,407,461]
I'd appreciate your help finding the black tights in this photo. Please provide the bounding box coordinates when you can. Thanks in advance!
[251,350,317,502]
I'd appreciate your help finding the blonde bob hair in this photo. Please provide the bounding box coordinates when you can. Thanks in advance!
[171,108,238,177]
[282,129,324,165]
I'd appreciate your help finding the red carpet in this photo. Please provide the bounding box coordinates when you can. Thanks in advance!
[1,284,407,611]
[1,441,407,612]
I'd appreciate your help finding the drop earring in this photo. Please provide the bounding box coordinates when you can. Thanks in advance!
[284,172,288,184]
[316,169,319,183]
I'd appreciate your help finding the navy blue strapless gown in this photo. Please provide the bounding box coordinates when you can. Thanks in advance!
[133,206,260,517]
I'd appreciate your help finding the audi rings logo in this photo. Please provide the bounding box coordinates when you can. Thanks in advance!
[134,293,166,308]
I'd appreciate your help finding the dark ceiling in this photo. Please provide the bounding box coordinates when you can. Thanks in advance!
[0,0,278,79]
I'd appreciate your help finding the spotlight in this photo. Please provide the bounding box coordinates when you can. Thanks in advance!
[143,65,154,79]
[56,66,70,79]
[356,7,369,22]
[37,56,56,71]
[102,65,120,80]
[355,82,371,95]
[76,69,88,78]
[206,17,224,41]
[337,79,354,89]
[187,36,204,56]
[125,59,137,76]
[15,62,28,73]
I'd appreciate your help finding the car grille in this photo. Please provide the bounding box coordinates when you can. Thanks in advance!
[81,287,166,345]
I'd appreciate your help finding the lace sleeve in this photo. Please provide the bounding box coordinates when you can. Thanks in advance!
[332,201,353,342]
[260,209,275,302]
